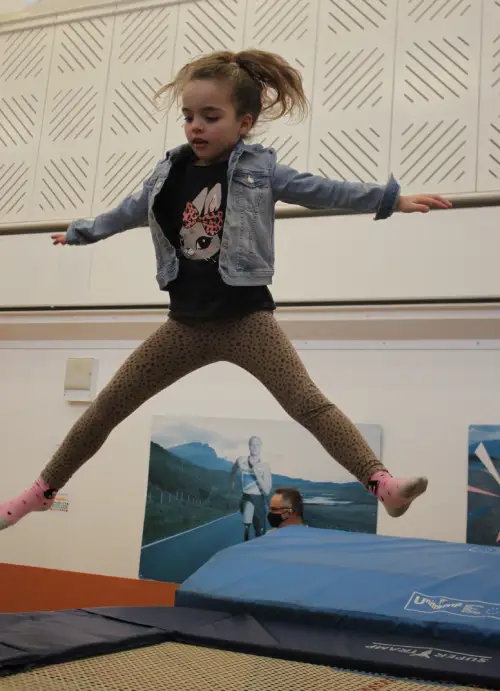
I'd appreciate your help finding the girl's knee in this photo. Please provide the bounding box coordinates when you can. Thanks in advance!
[284,389,333,425]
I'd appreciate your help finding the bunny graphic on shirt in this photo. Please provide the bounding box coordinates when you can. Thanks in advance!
[180,183,224,261]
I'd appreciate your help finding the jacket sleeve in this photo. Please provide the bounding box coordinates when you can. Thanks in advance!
[271,164,401,220]
[65,171,158,245]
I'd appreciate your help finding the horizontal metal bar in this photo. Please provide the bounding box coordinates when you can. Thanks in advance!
[0,299,500,313]
[275,191,500,218]
[0,191,498,236]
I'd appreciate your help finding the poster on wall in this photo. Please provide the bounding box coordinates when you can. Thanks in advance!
[139,415,382,584]
[467,425,500,548]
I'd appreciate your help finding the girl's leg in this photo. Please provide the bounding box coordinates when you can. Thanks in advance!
[0,319,217,530]
[222,312,427,518]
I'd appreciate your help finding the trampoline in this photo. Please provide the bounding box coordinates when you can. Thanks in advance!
[0,642,494,690]
[1,527,499,690]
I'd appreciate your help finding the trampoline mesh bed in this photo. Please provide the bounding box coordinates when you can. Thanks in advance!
[0,641,492,691]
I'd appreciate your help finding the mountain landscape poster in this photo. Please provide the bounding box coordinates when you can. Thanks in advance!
[139,415,382,584]
[467,425,500,548]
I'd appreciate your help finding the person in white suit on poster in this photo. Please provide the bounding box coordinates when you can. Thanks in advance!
[230,436,272,542]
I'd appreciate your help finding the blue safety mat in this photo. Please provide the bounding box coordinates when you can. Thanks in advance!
[176,527,500,649]
[0,609,168,673]
[0,606,499,687]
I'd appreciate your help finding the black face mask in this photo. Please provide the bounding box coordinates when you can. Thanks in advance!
[267,511,285,528]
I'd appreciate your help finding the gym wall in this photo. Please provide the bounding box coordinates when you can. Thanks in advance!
[0,0,499,587]
[0,0,499,305]
[0,331,499,578]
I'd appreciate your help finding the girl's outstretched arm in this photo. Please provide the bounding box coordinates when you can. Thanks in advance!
[272,165,451,219]
[52,164,161,247]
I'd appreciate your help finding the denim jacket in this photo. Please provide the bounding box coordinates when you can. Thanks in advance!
[66,140,400,289]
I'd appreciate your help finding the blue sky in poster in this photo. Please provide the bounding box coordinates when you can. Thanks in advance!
[150,415,382,484]
[469,426,500,457]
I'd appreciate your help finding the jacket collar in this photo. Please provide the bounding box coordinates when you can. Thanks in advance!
[165,139,265,163]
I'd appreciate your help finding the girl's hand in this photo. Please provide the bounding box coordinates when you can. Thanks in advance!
[398,194,452,214]
[51,233,67,245]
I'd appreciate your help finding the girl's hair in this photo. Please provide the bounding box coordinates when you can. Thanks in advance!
[155,49,308,125]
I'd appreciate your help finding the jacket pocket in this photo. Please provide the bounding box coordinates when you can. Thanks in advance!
[232,170,270,211]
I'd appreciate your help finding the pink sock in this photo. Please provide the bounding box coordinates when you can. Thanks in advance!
[0,478,57,530]
[368,470,428,518]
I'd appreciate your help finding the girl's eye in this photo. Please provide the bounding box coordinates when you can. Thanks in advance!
[184,116,193,123]
[206,116,219,123]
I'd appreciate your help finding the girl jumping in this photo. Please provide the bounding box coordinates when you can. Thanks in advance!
[0,50,452,531]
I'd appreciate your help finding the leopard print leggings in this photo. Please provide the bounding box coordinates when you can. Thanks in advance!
[41,311,384,489]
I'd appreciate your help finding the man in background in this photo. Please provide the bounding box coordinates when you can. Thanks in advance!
[230,436,272,541]
[267,487,305,530]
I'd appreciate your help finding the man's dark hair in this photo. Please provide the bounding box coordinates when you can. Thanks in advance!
[275,487,304,518]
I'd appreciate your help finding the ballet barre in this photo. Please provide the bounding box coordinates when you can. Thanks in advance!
[0,191,498,236]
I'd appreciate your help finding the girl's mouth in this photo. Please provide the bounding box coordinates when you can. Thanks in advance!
[192,139,208,149]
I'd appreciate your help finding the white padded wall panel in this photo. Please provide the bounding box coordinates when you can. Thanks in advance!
[244,0,319,170]
[1,0,499,309]
[164,0,247,150]
[308,0,397,185]
[86,227,160,304]
[91,4,179,216]
[390,0,482,195]
[31,14,115,220]
[0,234,94,306]
[1,0,498,228]
[477,0,500,191]
[0,236,55,305]
[0,26,54,224]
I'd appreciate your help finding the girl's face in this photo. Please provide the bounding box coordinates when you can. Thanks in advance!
[182,79,252,164]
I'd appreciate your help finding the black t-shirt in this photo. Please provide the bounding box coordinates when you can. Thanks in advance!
[153,154,276,320]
